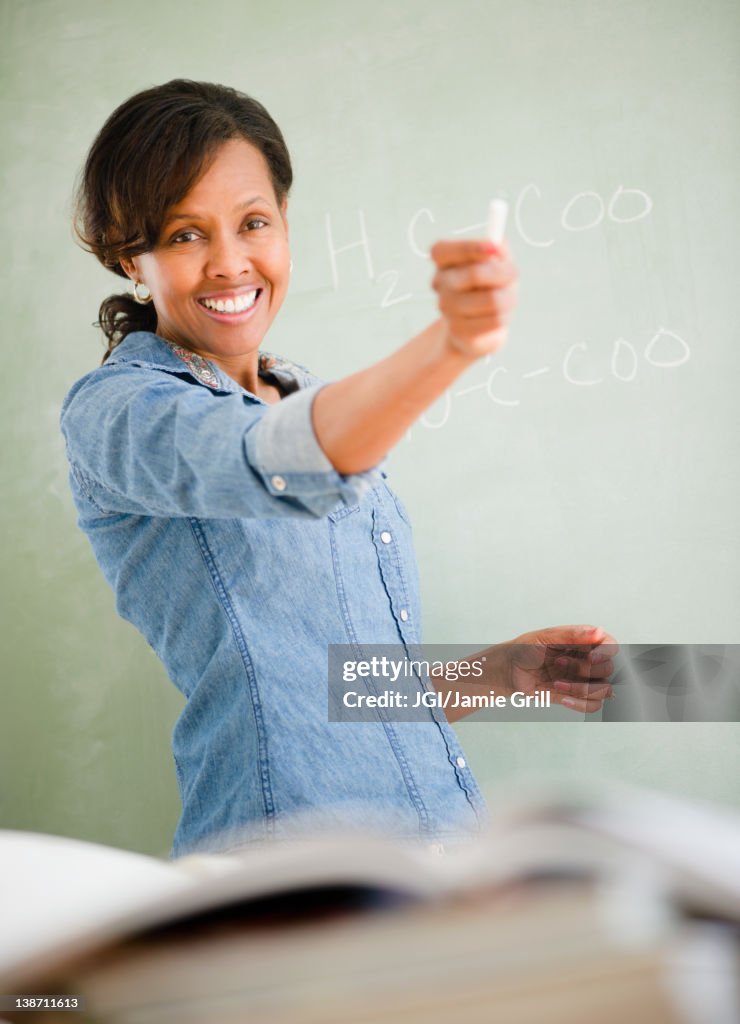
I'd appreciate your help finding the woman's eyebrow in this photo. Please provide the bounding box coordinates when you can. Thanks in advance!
[165,196,272,225]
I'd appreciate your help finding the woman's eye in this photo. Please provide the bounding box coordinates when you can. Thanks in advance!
[167,219,267,244]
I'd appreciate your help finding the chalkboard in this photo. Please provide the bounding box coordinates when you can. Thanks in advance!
[1,0,738,855]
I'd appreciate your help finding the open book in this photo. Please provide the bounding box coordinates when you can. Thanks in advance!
[3,782,740,991]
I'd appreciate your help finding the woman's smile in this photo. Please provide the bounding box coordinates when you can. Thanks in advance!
[196,286,263,322]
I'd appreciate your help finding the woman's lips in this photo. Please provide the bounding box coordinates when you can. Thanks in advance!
[196,289,262,323]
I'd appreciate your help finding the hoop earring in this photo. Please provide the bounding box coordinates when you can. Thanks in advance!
[132,281,153,305]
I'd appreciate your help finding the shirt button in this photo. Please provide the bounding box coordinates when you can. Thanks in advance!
[271,475,287,492]
[399,609,409,622]
[380,531,392,544]
[456,756,467,769]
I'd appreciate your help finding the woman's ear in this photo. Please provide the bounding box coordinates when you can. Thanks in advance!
[280,198,289,236]
[119,256,138,281]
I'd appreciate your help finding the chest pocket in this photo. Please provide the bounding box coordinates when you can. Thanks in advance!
[327,502,360,523]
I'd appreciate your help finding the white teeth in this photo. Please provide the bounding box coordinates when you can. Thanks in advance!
[201,291,258,313]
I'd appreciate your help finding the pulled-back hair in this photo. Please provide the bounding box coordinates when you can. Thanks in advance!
[73,79,293,362]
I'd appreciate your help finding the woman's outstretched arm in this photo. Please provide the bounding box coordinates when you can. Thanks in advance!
[311,239,518,475]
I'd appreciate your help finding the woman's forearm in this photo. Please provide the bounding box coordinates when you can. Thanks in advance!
[310,318,477,475]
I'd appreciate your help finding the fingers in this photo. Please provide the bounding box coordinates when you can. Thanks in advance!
[538,624,608,649]
[430,239,505,270]
[430,237,519,356]
[551,653,615,681]
[556,692,608,714]
[545,626,618,710]
[541,626,619,666]
[509,623,619,715]
[516,676,610,713]
[432,254,517,293]
[431,246,518,298]
[553,678,613,700]
[437,282,518,320]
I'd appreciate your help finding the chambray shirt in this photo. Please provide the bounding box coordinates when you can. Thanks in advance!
[60,331,489,857]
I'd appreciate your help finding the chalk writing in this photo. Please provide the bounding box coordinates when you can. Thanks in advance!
[415,327,692,429]
[377,269,412,308]
[323,189,689,431]
[326,183,655,295]
[325,210,374,290]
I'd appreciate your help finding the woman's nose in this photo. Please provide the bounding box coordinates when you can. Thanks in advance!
[204,234,253,279]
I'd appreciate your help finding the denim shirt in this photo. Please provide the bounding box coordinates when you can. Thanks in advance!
[60,331,489,856]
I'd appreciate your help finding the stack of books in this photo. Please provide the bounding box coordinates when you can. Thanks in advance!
[1,784,739,1023]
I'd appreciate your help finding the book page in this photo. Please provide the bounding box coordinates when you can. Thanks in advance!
[0,831,191,984]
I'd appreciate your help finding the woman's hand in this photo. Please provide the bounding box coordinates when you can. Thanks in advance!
[500,624,619,714]
[430,238,519,359]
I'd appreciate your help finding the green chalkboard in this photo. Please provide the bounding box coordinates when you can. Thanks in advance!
[1,0,738,855]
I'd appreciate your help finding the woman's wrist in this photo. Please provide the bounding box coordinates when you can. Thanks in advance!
[443,330,481,361]
[433,322,482,364]
[478,642,512,695]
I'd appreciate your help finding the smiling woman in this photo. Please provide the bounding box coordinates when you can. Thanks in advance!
[62,79,613,858]
[119,139,290,398]
[73,81,292,389]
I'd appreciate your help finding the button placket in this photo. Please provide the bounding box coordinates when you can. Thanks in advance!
[371,500,412,637]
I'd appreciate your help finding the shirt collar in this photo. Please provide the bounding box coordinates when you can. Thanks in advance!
[105,331,313,397]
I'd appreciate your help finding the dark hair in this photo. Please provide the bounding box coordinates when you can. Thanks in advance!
[73,79,293,362]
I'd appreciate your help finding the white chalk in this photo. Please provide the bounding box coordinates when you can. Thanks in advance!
[486,199,509,246]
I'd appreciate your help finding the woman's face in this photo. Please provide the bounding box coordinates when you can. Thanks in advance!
[122,138,289,361]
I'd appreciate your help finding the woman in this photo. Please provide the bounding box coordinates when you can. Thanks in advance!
[61,80,614,857]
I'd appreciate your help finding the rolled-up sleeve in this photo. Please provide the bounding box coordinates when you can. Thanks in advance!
[246,383,382,516]
[60,366,383,519]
